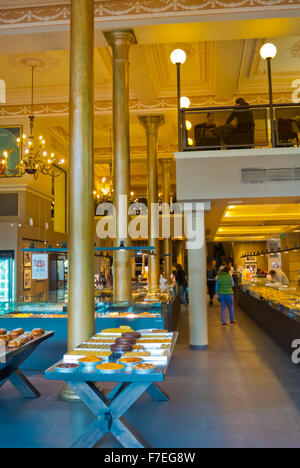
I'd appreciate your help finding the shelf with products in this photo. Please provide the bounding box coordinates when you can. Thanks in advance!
[241,279,300,319]
[0,290,180,369]
[237,280,300,360]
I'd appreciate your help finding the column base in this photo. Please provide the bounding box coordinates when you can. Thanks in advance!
[189,344,209,350]
[60,384,81,402]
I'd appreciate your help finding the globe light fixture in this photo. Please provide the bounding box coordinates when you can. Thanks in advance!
[185,120,192,131]
[180,96,191,109]
[170,49,187,151]
[260,43,277,60]
[260,43,277,147]
[170,49,187,65]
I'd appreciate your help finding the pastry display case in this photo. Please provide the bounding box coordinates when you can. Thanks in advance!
[241,279,300,319]
[237,279,300,360]
[0,290,180,369]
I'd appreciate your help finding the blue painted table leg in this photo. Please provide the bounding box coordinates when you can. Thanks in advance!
[68,381,109,417]
[111,418,146,449]
[110,382,151,419]
[106,382,128,401]
[66,381,152,448]
[147,383,169,401]
[0,377,8,390]
[68,382,111,448]
[71,419,107,449]
[9,370,41,399]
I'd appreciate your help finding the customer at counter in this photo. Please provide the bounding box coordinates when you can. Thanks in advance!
[216,266,236,327]
[268,269,290,287]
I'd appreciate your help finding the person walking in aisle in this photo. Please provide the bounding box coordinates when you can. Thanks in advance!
[207,259,218,306]
[216,266,236,327]
[175,264,188,309]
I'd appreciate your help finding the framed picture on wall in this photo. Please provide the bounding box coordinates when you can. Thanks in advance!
[23,269,32,290]
[23,251,32,268]
[0,125,23,177]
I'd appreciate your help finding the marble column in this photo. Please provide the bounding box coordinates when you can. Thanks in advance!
[139,115,165,293]
[62,0,95,401]
[105,30,136,302]
[160,158,173,283]
[188,210,208,348]
[68,0,95,349]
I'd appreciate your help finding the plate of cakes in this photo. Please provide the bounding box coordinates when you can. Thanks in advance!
[96,363,125,374]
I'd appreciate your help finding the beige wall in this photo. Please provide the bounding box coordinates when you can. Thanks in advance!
[232,241,268,271]
[281,233,300,288]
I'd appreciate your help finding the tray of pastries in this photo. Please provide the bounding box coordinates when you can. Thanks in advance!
[0,329,45,350]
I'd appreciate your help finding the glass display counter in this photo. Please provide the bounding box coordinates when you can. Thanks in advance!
[0,288,180,369]
[241,279,300,320]
[237,280,300,360]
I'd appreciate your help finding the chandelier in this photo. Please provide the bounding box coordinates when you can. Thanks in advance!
[94,129,114,203]
[94,164,113,203]
[1,65,64,179]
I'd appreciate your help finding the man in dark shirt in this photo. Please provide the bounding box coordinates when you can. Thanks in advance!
[194,113,220,148]
[226,98,255,147]
[175,264,188,308]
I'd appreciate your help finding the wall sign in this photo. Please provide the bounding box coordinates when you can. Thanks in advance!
[32,254,48,280]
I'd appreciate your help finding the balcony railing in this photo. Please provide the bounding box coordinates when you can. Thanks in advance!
[180,103,300,151]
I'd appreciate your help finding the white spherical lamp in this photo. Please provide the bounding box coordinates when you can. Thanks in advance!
[260,43,277,60]
[180,96,191,109]
[185,120,192,131]
[170,49,187,65]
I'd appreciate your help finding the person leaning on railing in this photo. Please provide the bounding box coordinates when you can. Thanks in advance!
[225,98,255,147]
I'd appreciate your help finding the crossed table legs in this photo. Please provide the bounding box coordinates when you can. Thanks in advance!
[68,380,169,448]
[0,341,47,399]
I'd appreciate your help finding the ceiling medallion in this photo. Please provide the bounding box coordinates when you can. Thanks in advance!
[7,53,60,73]
[289,41,300,59]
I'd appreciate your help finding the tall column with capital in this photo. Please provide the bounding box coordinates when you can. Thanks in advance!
[160,158,173,283]
[68,0,95,350]
[139,115,165,293]
[61,0,95,402]
[105,30,136,302]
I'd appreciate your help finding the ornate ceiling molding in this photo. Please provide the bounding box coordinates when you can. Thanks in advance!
[0,1,298,28]
[0,93,295,117]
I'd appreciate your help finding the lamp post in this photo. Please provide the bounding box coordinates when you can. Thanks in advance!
[260,43,277,147]
[170,49,187,152]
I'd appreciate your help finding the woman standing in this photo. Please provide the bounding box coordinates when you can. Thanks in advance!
[216,266,236,327]
[207,259,218,306]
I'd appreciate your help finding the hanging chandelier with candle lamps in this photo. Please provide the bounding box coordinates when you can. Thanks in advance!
[0,64,64,179]
[94,163,114,203]
[94,129,114,203]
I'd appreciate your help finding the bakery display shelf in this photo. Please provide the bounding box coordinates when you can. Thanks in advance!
[0,331,54,399]
[44,331,178,448]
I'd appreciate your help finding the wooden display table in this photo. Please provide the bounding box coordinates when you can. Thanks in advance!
[0,332,54,398]
[45,332,178,448]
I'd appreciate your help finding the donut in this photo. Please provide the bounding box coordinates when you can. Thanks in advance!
[0,329,7,336]
[31,328,45,337]
[0,335,11,344]
[10,328,24,338]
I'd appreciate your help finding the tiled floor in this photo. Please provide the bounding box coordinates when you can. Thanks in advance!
[0,303,300,448]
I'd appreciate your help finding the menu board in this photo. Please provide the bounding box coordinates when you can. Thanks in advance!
[32,254,48,280]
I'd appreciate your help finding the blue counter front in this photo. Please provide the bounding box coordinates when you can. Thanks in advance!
[0,297,175,369]
[0,316,166,369]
